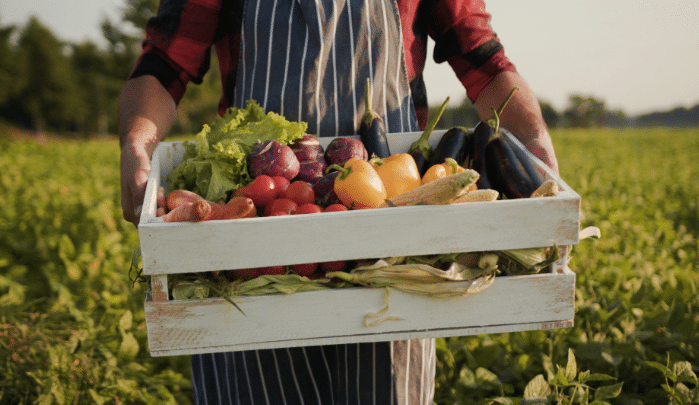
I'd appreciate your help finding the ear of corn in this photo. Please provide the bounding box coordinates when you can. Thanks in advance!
[497,243,560,275]
[381,169,479,207]
[326,257,497,298]
[530,179,559,198]
[452,189,499,203]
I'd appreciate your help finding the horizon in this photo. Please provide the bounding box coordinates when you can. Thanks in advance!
[2,0,698,116]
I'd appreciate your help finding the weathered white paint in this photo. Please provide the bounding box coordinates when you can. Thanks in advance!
[144,266,575,356]
[138,131,581,274]
[138,130,582,356]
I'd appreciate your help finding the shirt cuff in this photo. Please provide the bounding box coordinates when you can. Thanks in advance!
[129,51,188,105]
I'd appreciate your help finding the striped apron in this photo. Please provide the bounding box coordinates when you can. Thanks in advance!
[191,0,434,403]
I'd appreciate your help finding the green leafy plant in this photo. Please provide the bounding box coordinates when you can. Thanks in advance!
[645,355,699,405]
[506,349,621,404]
[1,128,698,403]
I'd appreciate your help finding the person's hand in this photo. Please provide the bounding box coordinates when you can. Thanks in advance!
[475,71,559,174]
[118,75,177,227]
[120,142,152,226]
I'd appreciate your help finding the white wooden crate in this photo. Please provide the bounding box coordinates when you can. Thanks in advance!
[139,130,580,357]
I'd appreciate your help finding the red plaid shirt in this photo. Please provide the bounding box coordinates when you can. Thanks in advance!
[130,0,516,130]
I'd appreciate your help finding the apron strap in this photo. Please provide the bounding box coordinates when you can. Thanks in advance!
[234,0,419,136]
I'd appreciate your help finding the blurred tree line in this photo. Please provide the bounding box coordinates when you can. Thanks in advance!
[433,94,699,130]
[1,1,697,138]
[0,0,221,138]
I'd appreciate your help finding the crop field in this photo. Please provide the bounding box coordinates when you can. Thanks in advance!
[1,128,697,404]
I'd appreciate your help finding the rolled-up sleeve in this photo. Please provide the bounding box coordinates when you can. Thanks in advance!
[424,0,516,102]
[129,0,225,104]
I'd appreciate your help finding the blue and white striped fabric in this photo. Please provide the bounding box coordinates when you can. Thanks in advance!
[232,0,420,137]
[191,0,434,403]
[192,340,436,404]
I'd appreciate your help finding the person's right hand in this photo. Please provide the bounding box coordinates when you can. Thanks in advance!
[118,75,177,227]
[120,142,153,226]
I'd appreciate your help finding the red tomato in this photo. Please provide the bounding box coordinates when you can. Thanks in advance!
[264,198,298,216]
[296,203,323,214]
[268,211,289,216]
[319,260,347,273]
[243,175,278,207]
[259,265,286,275]
[282,181,315,206]
[290,262,319,276]
[271,176,290,195]
[228,268,261,281]
[323,203,349,212]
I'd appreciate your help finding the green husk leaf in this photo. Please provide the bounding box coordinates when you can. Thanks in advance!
[326,259,496,298]
[166,100,307,202]
[171,281,210,300]
[497,243,560,275]
[231,274,333,296]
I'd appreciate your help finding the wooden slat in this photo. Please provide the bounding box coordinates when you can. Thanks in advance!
[138,131,581,275]
[139,130,580,355]
[150,274,169,302]
[144,267,575,356]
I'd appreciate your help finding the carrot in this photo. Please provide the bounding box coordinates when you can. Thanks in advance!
[208,196,257,220]
[166,189,207,211]
[162,200,212,222]
[157,186,167,210]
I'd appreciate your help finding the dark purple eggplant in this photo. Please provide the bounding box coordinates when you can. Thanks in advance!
[480,86,543,198]
[502,131,545,189]
[485,137,537,198]
[407,96,450,175]
[467,86,519,191]
[468,121,494,190]
[428,126,470,168]
[359,78,391,158]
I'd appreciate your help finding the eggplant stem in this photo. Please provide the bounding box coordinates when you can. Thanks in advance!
[362,78,380,123]
[486,87,519,133]
[409,96,450,158]
[365,78,371,112]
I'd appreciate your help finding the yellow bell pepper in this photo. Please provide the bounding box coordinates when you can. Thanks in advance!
[422,158,470,185]
[371,153,422,199]
[327,158,387,209]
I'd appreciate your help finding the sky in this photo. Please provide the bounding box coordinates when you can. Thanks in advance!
[2,0,698,116]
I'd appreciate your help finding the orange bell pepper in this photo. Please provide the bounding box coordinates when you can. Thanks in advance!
[371,153,422,199]
[422,157,470,185]
[327,158,387,209]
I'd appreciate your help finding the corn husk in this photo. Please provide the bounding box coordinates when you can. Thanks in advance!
[326,255,497,298]
[496,244,560,275]
[171,281,210,300]
[230,274,333,296]
[530,180,559,198]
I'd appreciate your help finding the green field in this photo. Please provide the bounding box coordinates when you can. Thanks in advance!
[1,128,697,404]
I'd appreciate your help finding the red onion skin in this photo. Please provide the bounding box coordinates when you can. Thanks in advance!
[290,134,324,161]
[296,155,327,184]
[324,137,368,167]
[248,140,300,180]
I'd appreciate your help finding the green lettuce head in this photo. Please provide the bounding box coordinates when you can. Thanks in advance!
[166,100,307,202]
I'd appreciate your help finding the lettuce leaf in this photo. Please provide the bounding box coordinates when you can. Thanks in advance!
[166,100,307,202]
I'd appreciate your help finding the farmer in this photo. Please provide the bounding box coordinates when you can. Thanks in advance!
[119,0,558,403]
